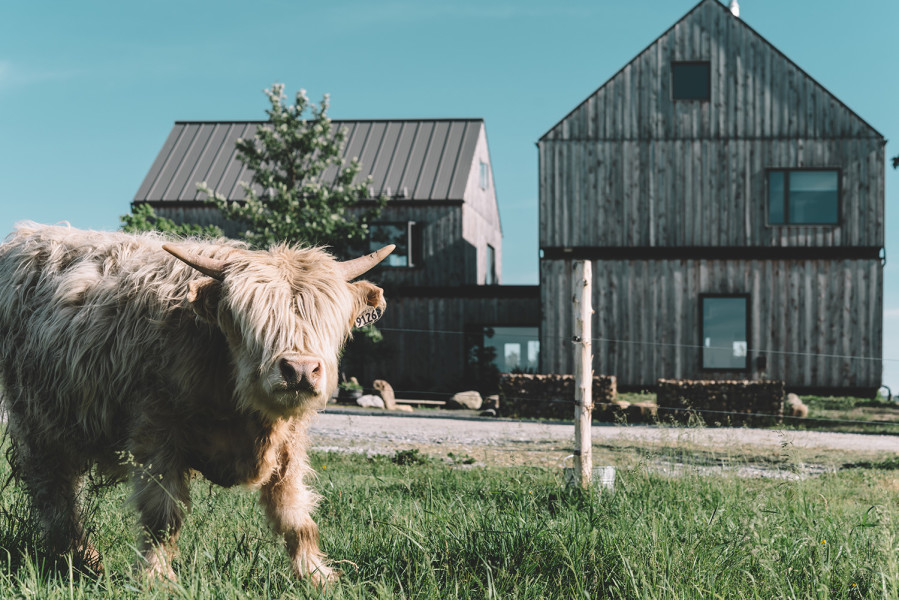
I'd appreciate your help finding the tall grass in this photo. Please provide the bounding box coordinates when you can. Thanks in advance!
[0,448,897,598]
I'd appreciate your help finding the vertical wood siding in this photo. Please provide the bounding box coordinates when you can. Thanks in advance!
[539,139,884,248]
[158,204,481,287]
[540,258,882,391]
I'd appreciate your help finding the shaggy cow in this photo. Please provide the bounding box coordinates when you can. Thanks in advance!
[0,223,393,585]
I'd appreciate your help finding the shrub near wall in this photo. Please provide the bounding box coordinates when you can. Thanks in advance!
[498,373,617,420]
[656,379,785,426]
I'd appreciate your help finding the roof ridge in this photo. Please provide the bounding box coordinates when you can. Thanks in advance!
[174,118,485,125]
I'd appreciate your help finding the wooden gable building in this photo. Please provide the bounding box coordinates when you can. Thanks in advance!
[134,119,539,396]
[538,0,885,395]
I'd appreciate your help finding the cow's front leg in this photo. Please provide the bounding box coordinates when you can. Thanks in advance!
[259,451,335,585]
[130,463,191,582]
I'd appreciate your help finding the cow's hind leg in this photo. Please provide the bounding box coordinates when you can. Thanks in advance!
[12,440,101,570]
[129,461,190,582]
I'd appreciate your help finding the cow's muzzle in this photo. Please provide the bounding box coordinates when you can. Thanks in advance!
[278,357,322,393]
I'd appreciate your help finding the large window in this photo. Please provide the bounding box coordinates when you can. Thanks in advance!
[768,169,839,225]
[369,222,419,267]
[671,61,710,100]
[701,296,749,371]
[472,326,539,373]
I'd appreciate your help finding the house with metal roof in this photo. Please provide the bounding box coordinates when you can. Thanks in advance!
[538,0,885,395]
[134,118,539,396]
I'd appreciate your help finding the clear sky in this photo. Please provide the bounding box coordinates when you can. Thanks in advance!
[1,1,897,390]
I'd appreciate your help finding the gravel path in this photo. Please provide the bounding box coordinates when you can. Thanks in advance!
[309,408,899,469]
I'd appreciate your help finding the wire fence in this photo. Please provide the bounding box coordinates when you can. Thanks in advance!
[378,326,893,364]
[345,325,899,431]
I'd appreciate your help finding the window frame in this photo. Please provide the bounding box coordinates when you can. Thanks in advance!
[699,294,751,373]
[368,221,420,269]
[766,168,841,227]
[671,61,711,101]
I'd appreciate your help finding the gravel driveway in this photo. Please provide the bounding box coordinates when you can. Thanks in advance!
[310,408,899,471]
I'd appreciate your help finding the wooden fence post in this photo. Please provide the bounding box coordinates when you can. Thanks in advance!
[573,260,593,488]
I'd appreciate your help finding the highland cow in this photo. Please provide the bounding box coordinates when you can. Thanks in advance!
[0,223,393,585]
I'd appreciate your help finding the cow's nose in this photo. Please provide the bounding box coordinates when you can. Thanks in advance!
[279,357,322,391]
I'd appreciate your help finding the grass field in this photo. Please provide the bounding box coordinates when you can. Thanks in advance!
[1,441,898,599]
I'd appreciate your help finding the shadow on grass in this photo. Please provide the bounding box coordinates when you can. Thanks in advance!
[842,457,899,471]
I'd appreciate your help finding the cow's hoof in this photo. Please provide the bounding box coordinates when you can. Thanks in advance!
[309,565,339,588]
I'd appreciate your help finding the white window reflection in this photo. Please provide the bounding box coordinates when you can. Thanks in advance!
[482,327,539,373]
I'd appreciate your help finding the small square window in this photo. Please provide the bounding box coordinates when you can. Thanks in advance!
[701,296,749,371]
[671,61,711,100]
[768,169,839,225]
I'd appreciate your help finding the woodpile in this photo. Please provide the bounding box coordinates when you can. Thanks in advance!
[498,373,617,420]
[656,379,785,426]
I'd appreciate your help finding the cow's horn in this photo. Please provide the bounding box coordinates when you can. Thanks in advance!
[162,244,228,281]
[338,245,396,280]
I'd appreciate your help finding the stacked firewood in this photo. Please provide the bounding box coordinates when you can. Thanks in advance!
[498,373,617,420]
[656,379,785,427]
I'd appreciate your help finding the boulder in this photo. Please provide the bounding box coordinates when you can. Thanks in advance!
[372,379,397,410]
[356,394,385,409]
[482,395,500,411]
[447,390,483,410]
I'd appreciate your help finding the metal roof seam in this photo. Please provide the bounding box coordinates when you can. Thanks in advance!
[146,125,189,201]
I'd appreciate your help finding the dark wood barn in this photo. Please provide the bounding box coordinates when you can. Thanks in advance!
[134,119,538,396]
[538,0,885,395]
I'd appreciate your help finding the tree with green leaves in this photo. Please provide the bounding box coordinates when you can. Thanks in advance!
[120,203,223,237]
[196,83,386,257]
[122,83,387,259]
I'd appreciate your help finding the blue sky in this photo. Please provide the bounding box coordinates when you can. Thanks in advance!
[2,0,897,390]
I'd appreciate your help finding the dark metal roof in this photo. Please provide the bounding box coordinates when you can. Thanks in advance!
[135,119,484,203]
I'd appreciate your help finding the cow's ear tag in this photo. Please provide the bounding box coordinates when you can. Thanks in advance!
[354,306,383,329]
[352,281,385,329]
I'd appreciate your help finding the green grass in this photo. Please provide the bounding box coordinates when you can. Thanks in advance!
[794,395,899,434]
[1,447,899,598]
